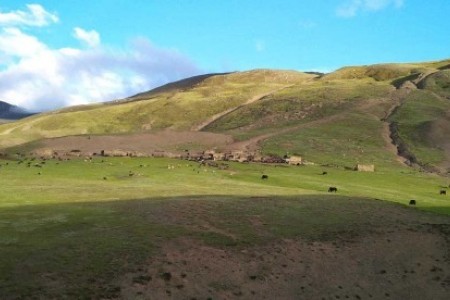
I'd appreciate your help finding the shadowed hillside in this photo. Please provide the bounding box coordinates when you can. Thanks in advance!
[0,101,33,121]
[0,59,449,173]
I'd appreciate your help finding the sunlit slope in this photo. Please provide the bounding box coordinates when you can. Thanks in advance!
[203,60,450,170]
[323,59,450,81]
[0,70,314,148]
[205,79,393,133]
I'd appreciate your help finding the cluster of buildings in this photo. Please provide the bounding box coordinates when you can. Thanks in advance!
[29,148,304,165]
[27,148,374,171]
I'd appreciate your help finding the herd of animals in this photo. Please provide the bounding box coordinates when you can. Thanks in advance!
[259,172,448,204]
[1,154,448,208]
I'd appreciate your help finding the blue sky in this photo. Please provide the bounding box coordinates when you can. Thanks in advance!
[0,0,449,111]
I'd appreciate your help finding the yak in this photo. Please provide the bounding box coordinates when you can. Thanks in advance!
[328,186,337,193]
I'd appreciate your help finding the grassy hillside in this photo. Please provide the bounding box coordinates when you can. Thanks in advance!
[0,70,314,148]
[262,112,394,167]
[324,59,450,81]
[0,59,449,171]
[205,80,392,131]
[389,89,450,171]
[418,69,450,98]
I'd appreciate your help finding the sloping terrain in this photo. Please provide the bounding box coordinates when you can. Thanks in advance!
[0,70,314,147]
[1,59,449,172]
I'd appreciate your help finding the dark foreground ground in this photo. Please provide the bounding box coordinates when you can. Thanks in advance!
[1,195,449,299]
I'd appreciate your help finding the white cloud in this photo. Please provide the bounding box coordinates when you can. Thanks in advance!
[0,27,47,57]
[0,5,200,112]
[336,0,404,17]
[0,4,58,27]
[73,27,100,48]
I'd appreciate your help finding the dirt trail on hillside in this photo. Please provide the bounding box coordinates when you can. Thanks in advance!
[224,89,416,169]
[381,122,407,165]
[193,85,294,131]
[380,86,450,171]
[224,95,403,153]
[351,96,405,166]
[379,89,412,166]
[225,113,346,151]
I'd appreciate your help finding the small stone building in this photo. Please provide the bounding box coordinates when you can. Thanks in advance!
[287,156,302,166]
[355,164,375,172]
[213,152,226,161]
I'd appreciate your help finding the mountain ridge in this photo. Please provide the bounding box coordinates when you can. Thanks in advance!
[0,100,33,121]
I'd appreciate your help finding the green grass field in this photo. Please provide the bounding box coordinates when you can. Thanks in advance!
[1,156,449,297]
[1,157,448,211]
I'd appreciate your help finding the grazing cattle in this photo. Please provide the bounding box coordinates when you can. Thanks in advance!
[261,174,269,180]
[409,199,416,205]
[103,177,107,180]
[440,190,447,195]
[322,171,328,175]
[328,186,337,193]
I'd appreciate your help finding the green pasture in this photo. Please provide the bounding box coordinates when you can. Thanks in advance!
[1,156,448,212]
[1,157,449,297]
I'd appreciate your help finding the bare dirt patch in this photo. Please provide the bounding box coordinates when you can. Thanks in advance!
[116,197,450,300]
[120,230,449,300]
[34,130,234,154]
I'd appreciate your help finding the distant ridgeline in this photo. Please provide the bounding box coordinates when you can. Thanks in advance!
[0,101,33,120]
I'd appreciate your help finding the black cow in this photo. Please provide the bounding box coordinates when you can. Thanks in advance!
[261,174,269,180]
[328,186,337,193]
[409,199,416,205]
[440,190,447,195]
